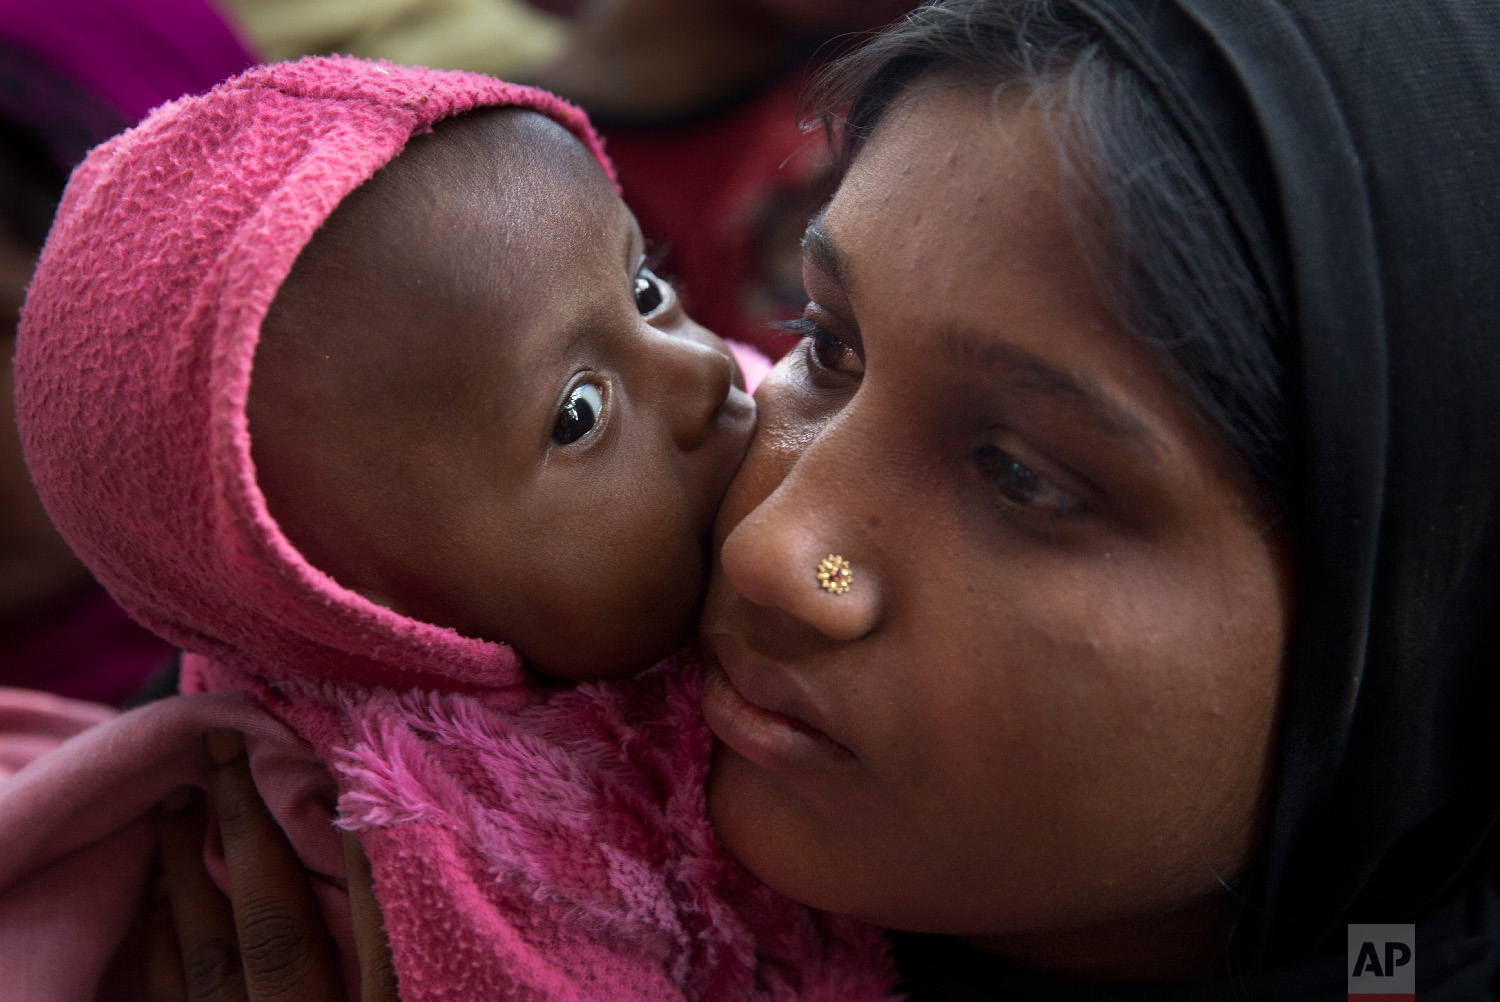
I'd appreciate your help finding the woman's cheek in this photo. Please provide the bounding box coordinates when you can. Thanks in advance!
[713,358,836,545]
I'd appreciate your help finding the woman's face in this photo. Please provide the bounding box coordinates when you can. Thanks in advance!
[700,83,1291,976]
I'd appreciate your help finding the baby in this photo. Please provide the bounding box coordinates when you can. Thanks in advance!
[246,86,755,682]
[9,57,890,1001]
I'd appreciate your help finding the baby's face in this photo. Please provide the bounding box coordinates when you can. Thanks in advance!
[248,109,755,679]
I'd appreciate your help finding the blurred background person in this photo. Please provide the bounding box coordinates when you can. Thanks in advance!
[0,0,253,703]
[215,0,569,85]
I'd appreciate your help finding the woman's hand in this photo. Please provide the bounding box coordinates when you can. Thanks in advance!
[146,730,399,1002]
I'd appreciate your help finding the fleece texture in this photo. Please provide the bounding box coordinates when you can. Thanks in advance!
[10,57,891,1001]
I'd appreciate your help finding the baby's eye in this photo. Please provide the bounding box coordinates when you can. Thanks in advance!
[975,445,1077,514]
[552,381,604,446]
[633,266,667,317]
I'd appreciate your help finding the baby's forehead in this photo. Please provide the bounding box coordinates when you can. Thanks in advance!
[282,107,617,306]
[255,105,625,409]
[397,106,608,191]
[384,105,612,213]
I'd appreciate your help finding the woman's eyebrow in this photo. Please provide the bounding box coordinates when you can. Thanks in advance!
[943,325,1168,462]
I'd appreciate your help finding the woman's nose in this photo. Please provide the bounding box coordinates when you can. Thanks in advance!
[644,320,737,450]
[717,415,883,642]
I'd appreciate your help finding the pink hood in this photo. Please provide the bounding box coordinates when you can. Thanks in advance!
[12,56,611,695]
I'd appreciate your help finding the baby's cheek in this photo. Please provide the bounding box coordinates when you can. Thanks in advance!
[546,502,703,678]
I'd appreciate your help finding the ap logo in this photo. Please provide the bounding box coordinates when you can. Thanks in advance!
[1348,924,1415,1001]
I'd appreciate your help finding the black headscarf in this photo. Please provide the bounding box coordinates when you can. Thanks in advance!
[888,0,1500,997]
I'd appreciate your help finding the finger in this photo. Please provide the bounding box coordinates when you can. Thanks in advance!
[153,787,248,1002]
[342,831,399,1002]
[205,730,344,1002]
[144,879,188,1002]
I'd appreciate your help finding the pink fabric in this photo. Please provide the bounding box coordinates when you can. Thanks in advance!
[8,57,892,1001]
[0,687,115,781]
[0,690,350,1001]
[17,57,597,696]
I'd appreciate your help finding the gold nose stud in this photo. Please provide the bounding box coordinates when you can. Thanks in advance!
[816,554,853,595]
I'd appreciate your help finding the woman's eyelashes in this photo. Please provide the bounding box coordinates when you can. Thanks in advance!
[777,310,864,378]
[974,444,1079,516]
[552,380,605,446]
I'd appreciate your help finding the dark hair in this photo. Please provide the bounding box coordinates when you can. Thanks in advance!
[808,0,1289,512]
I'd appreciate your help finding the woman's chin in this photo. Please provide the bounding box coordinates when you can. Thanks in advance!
[707,744,830,902]
[704,740,893,923]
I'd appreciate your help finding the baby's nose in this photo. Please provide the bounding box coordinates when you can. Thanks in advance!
[649,323,737,450]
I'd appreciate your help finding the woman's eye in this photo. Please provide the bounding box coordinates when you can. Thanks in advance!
[778,315,863,377]
[552,382,604,446]
[810,328,853,370]
[633,266,667,316]
[975,445,1077,514]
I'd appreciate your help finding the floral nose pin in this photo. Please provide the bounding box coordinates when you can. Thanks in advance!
[816,554,853,595]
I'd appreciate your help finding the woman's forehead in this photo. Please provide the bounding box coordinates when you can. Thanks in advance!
[817,88,1100,349]
[829,89,1079,281]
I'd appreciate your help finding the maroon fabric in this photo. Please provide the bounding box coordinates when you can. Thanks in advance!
[0,586,171,705]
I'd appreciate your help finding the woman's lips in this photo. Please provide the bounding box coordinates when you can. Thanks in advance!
[701,648,853,775]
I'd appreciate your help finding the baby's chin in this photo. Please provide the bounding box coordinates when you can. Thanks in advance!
[526,553,711,683]
[526,630,692,683]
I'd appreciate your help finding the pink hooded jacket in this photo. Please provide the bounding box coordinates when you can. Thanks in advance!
[5,57,884,1001]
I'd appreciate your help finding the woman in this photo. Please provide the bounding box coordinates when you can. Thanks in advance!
[145,0,1500,997]
[702,0,1500,995]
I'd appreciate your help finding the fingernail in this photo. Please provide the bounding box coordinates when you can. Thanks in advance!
[205,729,245,765]
[158,785,197,813]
